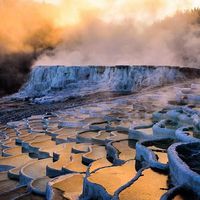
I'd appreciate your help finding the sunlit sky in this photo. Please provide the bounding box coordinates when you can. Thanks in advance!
[35,0,62,4]
[34,0,200,27]
[36,0,200,7]
[36,0,200,9]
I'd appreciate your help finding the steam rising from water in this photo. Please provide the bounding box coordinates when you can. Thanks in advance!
[33,0,200,67]
[0,0,200,67]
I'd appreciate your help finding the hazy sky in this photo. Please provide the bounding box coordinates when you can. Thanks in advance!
[1,0,200,66]
[28,0,200,67]
[35,0,62,4]
[33,0,200,26]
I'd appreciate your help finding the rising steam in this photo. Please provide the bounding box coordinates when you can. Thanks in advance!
[0,0,200,95]
[33,0,200,67]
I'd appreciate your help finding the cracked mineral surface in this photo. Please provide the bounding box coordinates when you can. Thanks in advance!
[1,66,200,199]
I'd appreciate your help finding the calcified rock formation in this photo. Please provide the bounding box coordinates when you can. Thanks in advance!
[13,65,200,103]
[1,66,200,199]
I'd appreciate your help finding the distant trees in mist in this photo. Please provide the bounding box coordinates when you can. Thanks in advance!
[0,53,32,96]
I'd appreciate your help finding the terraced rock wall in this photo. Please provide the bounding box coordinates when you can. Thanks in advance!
[13,65,200,103]
[1,80,200,199]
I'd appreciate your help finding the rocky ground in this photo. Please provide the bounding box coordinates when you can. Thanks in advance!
[0,92,123,124]
[0,78,196,125]
[0,79,200,200]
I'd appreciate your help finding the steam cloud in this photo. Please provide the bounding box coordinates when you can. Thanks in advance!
[34,0,200,67]
[0,0,200,95]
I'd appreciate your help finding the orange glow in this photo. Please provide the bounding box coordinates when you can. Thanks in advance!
[35,0,200,26]
[1,0,200,56]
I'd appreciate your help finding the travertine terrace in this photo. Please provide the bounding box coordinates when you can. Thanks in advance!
[0,65,200,199]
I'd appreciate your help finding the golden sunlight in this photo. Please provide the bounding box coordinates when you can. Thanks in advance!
[34,0,200,27]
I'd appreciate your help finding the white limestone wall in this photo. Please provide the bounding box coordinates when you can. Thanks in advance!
[13,65,191,103]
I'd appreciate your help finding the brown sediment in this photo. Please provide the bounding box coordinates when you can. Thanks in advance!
[119,169,168,200]
[88,160,137,195]
[51,174,84,200]
[112,140,136,161]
